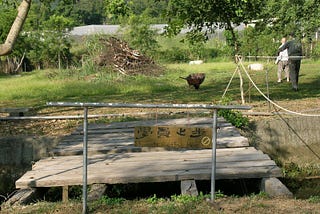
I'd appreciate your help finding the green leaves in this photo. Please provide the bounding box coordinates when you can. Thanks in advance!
[44,15,74,31]
[105,0,132,19]
[123,15,159,56]
[262,0,320,40]
[164,0,265,54]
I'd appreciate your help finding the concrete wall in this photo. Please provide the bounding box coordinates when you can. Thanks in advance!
[0,136,59,198]
[245,116,320,167]
[0,136,59,165]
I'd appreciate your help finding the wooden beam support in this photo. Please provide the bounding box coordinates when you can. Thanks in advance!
[62,186,69,202]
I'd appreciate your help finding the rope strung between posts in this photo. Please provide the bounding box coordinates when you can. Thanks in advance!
[236,56,320,117]
[239,56,320,160]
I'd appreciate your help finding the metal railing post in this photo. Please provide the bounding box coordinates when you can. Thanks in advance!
[82,107,88,214]
[211,108,218,201]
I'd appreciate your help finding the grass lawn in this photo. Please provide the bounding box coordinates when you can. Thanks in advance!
[1,60,319,112]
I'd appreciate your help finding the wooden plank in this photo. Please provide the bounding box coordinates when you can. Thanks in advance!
[33,148,245,168]
[65,126,243,140]
[71,123,235,135]
[29,153,275,173]
[73,124,233,135]
[52,146,260,158]
[52,117,248,156]
[61,136,135,143]
[63,133,134,141]
[30,159,277,173]
[72,128,134,135]
[52,139,248,156]
[60,134,247,146]
[53,134,249,155]
[16,148,282,188]
[55,123,248,155]
[86,166,282,184]
[73,117,229,132]
[217,136,248,147]
[52,145,151,156]
[16,165,282,188]
[57,139,135,147]
[50,147,260,163]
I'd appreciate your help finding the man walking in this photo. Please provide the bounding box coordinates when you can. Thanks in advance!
[278,33,303,91]
[275,37,289,83]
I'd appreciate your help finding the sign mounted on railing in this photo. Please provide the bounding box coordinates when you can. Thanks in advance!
[134,126,212,149]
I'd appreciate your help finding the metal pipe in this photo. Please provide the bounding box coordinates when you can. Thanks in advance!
[47,102,250,111]
[0,110,213,120]
[211,109,218,201]
[82,107,88,214]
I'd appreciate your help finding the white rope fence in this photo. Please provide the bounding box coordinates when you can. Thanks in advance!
[237,56,320,117]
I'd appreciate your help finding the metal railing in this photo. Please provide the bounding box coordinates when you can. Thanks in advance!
[47,102,251,214]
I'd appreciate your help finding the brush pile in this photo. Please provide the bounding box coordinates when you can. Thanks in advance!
[95,37,163,76]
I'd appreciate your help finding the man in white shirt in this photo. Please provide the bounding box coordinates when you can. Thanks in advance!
[275,37,289,83]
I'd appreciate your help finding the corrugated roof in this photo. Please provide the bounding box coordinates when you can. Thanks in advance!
[69,24,245,36]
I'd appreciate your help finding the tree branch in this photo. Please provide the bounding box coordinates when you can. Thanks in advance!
[0,0,32,56]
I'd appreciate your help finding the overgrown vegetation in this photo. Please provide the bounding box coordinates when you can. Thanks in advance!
[218,109,249,128]
[218,97,249,128]
[2,191,320,213]
[2,0,320,75]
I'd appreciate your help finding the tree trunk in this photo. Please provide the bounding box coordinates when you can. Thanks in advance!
[226,24,239,54]
[0,0,32,56]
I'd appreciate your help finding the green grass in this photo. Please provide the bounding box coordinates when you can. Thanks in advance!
[3,192,320,214]
[0,61,319,108]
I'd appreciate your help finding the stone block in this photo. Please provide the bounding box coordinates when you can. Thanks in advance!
[260,177,293,198]
[181,180,198,196]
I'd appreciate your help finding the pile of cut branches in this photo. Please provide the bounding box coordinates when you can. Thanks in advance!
[95,37,163,76]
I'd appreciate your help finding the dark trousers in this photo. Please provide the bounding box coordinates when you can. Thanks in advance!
[289,59,301,90]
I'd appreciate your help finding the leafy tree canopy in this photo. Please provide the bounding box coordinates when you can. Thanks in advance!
[163,0,266,53]
[260,0,320,41]
[104,0,167,24]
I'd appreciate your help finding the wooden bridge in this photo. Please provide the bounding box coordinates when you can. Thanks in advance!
[15,117,283,201]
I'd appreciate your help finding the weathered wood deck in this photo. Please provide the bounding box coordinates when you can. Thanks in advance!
[15,117,282,189]
[52,117,249,156]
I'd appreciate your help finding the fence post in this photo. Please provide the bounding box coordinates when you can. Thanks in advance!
[82,107,88,214]
[211,108,218,201]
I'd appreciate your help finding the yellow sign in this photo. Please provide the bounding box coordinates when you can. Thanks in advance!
[134,126,212,149]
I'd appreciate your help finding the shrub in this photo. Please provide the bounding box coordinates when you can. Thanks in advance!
[310,41,320,60]
[218,109,249,128]
[156,48,190,63]
[218,97,249,128]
